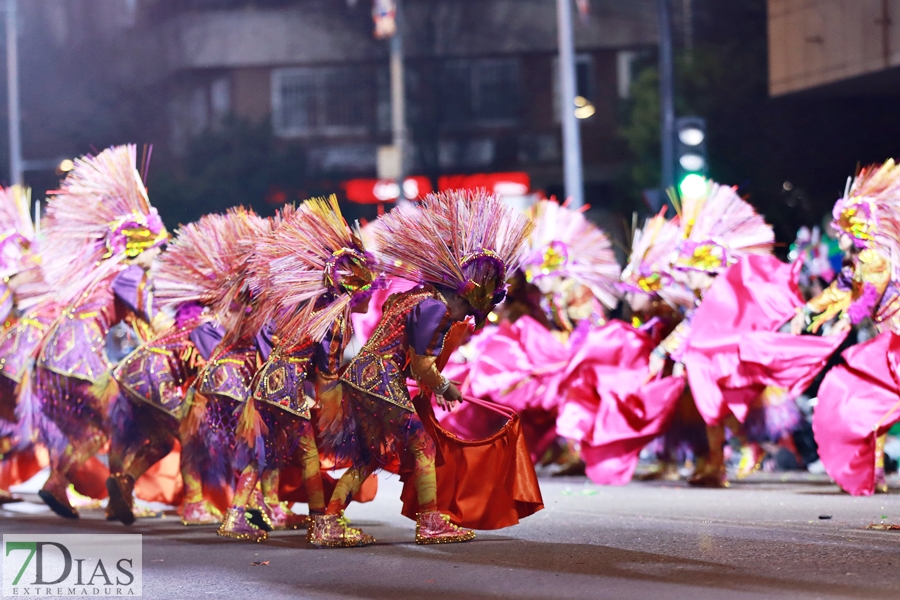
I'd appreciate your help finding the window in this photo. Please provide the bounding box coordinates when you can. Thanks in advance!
[441,58,519,127]
[272,66,377,137]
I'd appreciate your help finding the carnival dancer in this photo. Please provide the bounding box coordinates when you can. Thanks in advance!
[0,185,43,504]
[805,160,900,495]
[556,211,691,484]
[217,195,381,542]
[310,189,532,547]
[667,180,842,487]
[454,199,621,466]
[180,207,274,524]
[34,145,168,519]
[104,210,258,526]
[677,180,858,486]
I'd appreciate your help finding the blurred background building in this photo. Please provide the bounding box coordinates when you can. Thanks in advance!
[10,0,658,225]
[769,0,900,97]
[5,0,900,248]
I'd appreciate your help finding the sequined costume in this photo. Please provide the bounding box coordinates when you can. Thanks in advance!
[0,185,44,504]
[322,190,532,546]
[329,286,452,514]
[31,145,168,519]
[223,196,381,543]
[105,305,220,525]
[36,266,156,518]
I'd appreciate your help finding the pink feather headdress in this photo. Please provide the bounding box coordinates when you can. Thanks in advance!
[249,195,381,345]
[153,206,271,338]
[40,145,167,306]
[521,199,621,310]
[371,189,533,320]
[831,160,900,270]
[621,211,694,310]
[673,180,774,273]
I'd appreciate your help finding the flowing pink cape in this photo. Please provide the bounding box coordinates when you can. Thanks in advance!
[557,320,686,485]
[683,255,846,425]
[814,332,900,496]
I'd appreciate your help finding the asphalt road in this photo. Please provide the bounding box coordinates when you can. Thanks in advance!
[2,472,900,600]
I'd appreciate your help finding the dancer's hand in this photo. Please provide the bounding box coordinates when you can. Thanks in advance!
[436,383,462,411]
[672,362,685,378]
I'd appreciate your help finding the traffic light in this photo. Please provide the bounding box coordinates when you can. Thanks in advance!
[675,116,708,198]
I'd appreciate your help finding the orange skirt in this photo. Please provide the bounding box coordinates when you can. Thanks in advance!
[400,395,544,530]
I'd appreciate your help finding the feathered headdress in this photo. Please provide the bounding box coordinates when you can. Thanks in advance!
[40,145,167,305]
[0,185,36,279]
[832,160,900,260]
[521,199,621,310]
[621,211,693,309]
[371,189,533,320]
[249,195,381,344]
[153,206,271,337]
[673,180,774,273]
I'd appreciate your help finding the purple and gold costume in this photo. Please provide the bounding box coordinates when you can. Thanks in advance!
[35,266,153,488]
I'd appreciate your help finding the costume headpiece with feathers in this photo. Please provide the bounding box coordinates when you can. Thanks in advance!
[153,206,271,338]
[521,199,621,310]
[250,195,381,345]
[621,210,694,309]
[832,160,900,270]
[673,180,774,274]
[371,189,533,322]
[40,145,167,306]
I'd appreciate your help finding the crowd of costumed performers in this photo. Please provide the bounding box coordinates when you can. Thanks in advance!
[0,144,543,547]
[4,143,900,550]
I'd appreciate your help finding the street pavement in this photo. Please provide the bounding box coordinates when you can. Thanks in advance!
[2,472,900,599]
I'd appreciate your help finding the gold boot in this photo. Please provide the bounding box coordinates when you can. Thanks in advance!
[217,507,268,542]
[415,511,475,545]
[308,512,374,548]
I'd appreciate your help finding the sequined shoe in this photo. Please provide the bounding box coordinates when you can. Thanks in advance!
[308,512,375,548]
[415,511,475,545]
[105,473,136,525]
[218,507,268,542]
[38,482,79,519]
[0,487,22,505]
[181,500,222,526]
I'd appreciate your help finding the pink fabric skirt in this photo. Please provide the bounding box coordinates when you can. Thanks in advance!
[814,332,900,496]
[683,255,845,425]
[557,320,686,484]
